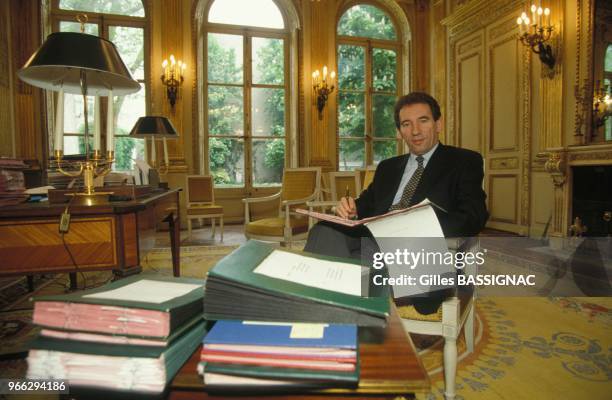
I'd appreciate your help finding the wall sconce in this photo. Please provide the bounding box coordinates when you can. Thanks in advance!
[516,3,555,69]
[593,81,612,129]
[312,66,335,120]
[160,55,186,108]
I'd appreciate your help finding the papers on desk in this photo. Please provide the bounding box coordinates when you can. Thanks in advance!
[27,275,208,394]
[198,320,359,390]
[254,250,362,297]
[204,241,389,327]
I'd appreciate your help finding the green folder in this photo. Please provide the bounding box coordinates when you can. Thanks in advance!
[204,241,389,326]
[202,361,359,384]
[28,319,207,391]
[32,274,205,339]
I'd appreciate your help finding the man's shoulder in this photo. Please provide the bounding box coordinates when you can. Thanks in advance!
[438,144,483,163]
[377,154,408,170]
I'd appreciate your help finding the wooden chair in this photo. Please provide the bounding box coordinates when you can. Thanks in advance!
[243,167,321,247]
[306,171,361,227]
[398,237,479,400]
[185,175,224,241]
[356,165,377,193]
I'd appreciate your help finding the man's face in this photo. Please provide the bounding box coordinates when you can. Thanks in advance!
[397,103,441,155]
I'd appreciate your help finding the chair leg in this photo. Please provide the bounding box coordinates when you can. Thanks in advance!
[211,218,216,238]
[443,337,458,400]
[187,219,192,239]
[220,216,224,242]
[465,304,475,353]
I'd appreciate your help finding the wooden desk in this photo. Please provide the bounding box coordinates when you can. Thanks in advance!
[0,189,181,285]
[168,304,429,399]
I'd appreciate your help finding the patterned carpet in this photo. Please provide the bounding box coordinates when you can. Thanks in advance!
[0,244,610,399]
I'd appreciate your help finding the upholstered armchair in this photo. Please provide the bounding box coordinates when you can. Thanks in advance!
[243,167,321,247]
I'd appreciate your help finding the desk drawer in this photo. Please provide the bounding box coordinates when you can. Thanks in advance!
[0,217,117,274]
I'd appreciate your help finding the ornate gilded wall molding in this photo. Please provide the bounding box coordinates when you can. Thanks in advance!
[457,35,481,54]
[544,151,567,187]
[568,150,612,162]
[489,17,519,40]
[442,0,523,41]
[490,157,518,169]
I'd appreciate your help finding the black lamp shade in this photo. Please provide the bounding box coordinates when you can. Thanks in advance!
[18,32,140,96]
[129,116,179,138]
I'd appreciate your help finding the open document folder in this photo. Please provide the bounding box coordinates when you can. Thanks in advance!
[298,199,455,298]
[203,241,389,327]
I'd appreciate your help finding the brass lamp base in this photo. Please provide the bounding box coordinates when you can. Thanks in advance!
[65,191,114,206]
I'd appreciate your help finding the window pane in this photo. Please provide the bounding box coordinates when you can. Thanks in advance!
[208,0,284,29]
[337,5,396,40]
[109,26,144,80]
[113,137,144,171]
[252,37,284,85]
[208,33,243,84]
[372,94,396,138]
[252,138,284,186]
[209,137,244,186]
[252,88,284,136]
[605,44,612,72]
[373,48,397,92]
[63,136,85,155]
[208,86,243,135]
[63,94,93,136]
[338,45,365,90]
[373,140,396,164]
[116,83,146,138]
[59,21,98,35]
[59,0,144,17]
[338,92,364,138]
[339,139,365,171]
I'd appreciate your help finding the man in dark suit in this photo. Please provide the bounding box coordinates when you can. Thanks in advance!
[304,91,488,313]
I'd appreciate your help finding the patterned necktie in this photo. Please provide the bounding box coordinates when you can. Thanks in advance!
[389,155,424,211]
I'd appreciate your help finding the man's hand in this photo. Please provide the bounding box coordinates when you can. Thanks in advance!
[336,196,357,220]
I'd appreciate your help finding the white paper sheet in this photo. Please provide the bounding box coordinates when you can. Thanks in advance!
[84,280,203,304]
[253,250,362,296]
[365,200,444,238]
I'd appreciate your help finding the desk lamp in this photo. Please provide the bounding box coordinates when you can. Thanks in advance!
[18,16,140,205]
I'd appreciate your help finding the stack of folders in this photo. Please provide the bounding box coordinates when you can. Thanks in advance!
[198,320,359,390]
[26,275,207,394]
[204,240,389,327]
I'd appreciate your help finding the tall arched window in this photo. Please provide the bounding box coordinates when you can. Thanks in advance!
[204,0,288,188]
[337,3,401,170]
[51,0,148,171]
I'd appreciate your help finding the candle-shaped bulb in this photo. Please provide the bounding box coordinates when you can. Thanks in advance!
[106,90,114,154]
[323,66,328,81]
[521,12,527,20]
[93,96,101,151]
[54,89,64,152]
[517,17,522,25]
[537,7,543,15]
[170,54,176,65]
[531,4,536,13]
[330,70,336,81]
[162,59,168,68]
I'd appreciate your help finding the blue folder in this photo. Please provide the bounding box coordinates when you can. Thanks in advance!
[203,320,357,349]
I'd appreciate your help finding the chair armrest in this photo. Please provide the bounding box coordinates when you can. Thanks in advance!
[281,193,318,207]
[243,192,281,224]
[242,192,281,204]
[306,200,337,209]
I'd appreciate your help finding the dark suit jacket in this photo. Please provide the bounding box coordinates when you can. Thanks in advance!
[355,143,488,237]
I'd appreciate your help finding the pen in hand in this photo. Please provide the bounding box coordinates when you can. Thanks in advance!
[345,186,358,220]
